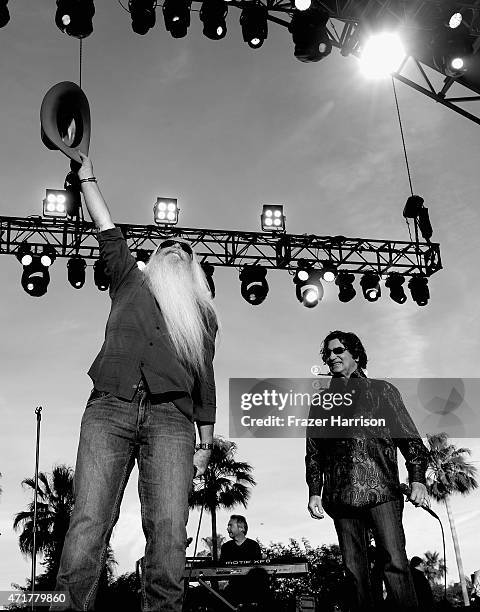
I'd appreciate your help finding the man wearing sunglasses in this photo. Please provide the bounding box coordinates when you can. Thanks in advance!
[53,154,218,612]
[306,331,428,611]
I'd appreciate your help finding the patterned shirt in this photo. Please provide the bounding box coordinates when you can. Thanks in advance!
[87,227,217,423]
[305,370,428,514]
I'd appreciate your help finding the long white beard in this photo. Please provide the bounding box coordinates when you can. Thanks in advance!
[143,252,216,375]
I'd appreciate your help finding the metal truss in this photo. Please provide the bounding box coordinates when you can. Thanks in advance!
[217,0,480,125]
[0,215,442,278]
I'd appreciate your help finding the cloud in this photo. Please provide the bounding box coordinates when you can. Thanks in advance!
[158,49,191,85]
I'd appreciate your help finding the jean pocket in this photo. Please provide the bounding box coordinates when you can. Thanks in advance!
[88,388,113,403]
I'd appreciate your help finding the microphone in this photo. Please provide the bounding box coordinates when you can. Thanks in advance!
[400,483,439,519]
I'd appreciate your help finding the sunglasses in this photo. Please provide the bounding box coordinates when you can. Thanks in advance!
[325,347,346,357]
[158,239,193,257]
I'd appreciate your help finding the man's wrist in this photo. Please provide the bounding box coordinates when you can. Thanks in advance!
[196,442,213,451]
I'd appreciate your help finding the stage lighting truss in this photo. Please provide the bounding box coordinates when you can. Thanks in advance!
[200,0,228,40]
[201,262,216,297]
[67,255,87,289]
[239,265,268,305]
[360,272,381,302]
[129,0,156,35]
[55,0,95,39]
[154,197,179,225]
[289,5,332,62]
[163,0,192,38]
[240,3,268,49]
[261,205,285,232]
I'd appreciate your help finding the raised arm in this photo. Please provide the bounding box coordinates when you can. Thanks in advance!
[77,152,115,232]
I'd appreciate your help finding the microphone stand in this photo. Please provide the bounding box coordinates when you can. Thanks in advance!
[30,406,42,611]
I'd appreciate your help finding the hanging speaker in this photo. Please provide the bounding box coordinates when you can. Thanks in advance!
[40,81,91,164]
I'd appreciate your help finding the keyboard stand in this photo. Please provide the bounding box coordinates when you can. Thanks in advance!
[197,578,238,611]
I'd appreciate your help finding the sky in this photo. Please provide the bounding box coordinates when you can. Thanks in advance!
[1,0,480,597]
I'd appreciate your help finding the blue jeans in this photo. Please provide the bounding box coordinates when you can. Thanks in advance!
[333,499,418,612]
[54,381,195,611]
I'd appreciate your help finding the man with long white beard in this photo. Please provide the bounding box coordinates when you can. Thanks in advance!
[53,153,218,612]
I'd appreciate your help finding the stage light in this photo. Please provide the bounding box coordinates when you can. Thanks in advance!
[335,272,356,302]
[0,0,10,28]
[433,22,473,78]
[449,13,463,29]
[94,259,110,291]
[320,262,336,282]
[55,0,95,38]
[163,0,191,38]
[295,269,324,308]
[385,273,407,304]
[402,195,433,242]
[261,205,285,232]
[21,257,50,297]
[201,262,216,298]
[409,276,429,306]
[360,272,381,302]
[40,245,57,268]
[289,6,331,62]
[294,0,311,11]
[136,249,151,271]
[240,4,268,49]
[239,265,268,305]
[154,197,179,225]
[42,189,71,218]
[129,0,156,35]
[16,243,33,267]
[200,0,227,40]
[67,256,87,288]
[359,32,406,78]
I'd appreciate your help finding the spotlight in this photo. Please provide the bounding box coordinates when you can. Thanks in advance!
[42,189,71,218]
[94,259,110,291]
[289,6,332,62]
[433,23,473,78]
[448,12,463,29]
[67,256,87,289]
[163,0,191,38]
[320,262,336,282]
[239,265,268,305]
[16,243,33,267]
[360,272,381,302]
[154,197,179,225]
[129,0,156,35]
[385,273,407,304]
[40,245,57,268]
[402,195,433,242]
[200,0,227,40]
[335,271,356,302]
[240,4,268,49]
[21,257,51,298]
[0,0,10,28]
[55,0,95,38]
[359,32,406,78]
[295,269,324,308]
[261,205,285,232]
[294,0,311,11]
[409,276,429,306]
[201,262,215,298]
[136,249,151,270]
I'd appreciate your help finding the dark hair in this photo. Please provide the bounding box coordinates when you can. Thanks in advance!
[230,514,248,535]
[321,330,368,370]
[410,556,423,568]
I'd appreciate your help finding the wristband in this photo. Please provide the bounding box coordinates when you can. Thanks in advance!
[196,443,213,451]
[79,177,97,184]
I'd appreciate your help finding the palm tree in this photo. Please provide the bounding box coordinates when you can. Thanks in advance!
[422,550,446,584]
[189,437,256,562]
[426,433,478,607]
[199,534,226,557]
[13,464,75,583]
